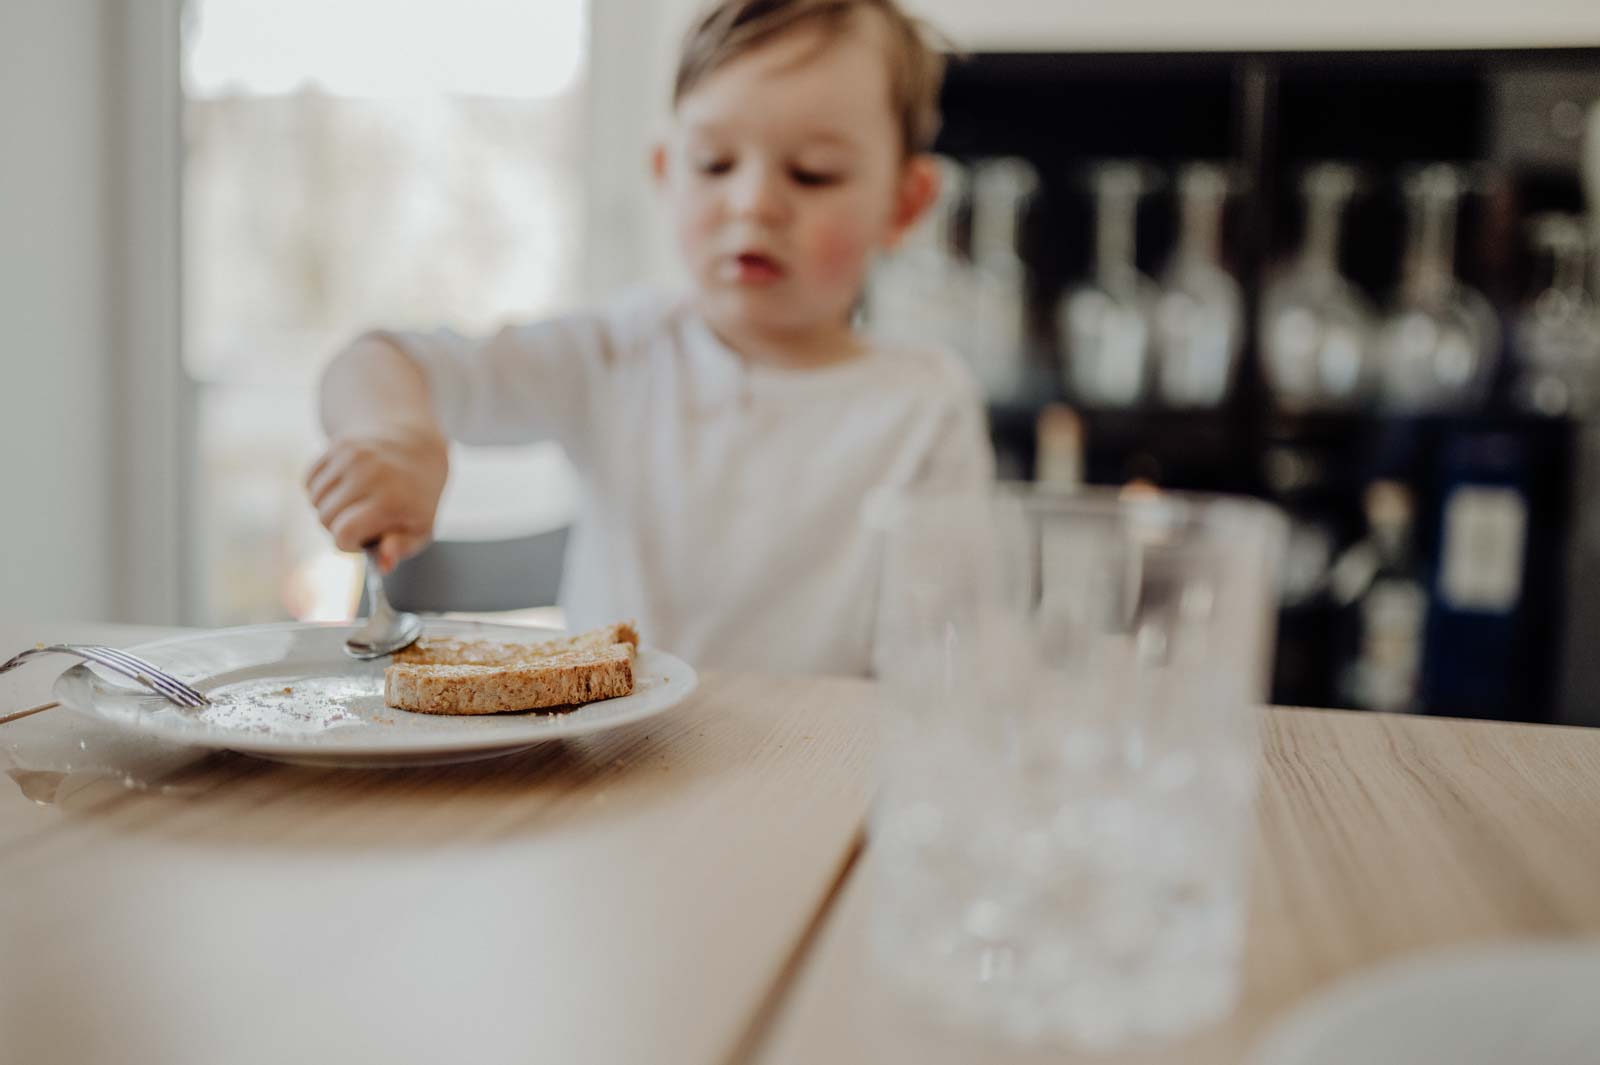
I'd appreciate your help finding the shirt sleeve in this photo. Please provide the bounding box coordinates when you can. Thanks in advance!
[915,361,997,489]
[367,311,614,459]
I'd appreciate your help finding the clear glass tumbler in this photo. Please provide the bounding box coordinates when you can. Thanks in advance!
[868,486,1287,1050]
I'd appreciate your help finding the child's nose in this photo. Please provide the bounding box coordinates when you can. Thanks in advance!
[729,164,791,226]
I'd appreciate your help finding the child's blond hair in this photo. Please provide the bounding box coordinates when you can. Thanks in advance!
[673,0,947,156]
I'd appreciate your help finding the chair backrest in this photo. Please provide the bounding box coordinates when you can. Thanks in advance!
[381,526,569,613]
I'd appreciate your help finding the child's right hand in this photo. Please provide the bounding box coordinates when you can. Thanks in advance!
[304,427,449,574]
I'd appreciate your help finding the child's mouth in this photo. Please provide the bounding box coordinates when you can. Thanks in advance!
[730,252,784,285]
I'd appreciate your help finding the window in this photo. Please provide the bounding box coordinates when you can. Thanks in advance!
[181,0,586,624]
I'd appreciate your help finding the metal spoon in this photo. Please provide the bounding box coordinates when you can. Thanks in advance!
[344,543,423,659]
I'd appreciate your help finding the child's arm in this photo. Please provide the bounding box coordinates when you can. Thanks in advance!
[305,335,450,573]
[303,293,653,571]
[917,384,997,490]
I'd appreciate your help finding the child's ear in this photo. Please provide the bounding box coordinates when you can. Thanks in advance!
[651,141,669,186]
[885,154,940,249]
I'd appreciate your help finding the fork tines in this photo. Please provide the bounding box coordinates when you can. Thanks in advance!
[79,645,211,707]
[0,643,210,708]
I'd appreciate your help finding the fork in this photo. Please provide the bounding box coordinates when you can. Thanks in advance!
[0,644,211,708]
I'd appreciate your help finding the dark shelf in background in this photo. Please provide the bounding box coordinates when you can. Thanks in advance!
[945,47,1600,724]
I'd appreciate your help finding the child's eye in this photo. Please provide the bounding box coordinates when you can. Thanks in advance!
[790,168,841,188]
[697,158,734,177]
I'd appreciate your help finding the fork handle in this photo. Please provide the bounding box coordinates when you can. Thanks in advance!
[0,646,56,674]
[0,644,209,708]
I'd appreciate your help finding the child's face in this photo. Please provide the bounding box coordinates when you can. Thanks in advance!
[657,19,934,352]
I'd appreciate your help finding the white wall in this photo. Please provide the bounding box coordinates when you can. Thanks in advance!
[0,1,117,623]
[906,0,1600,51]
[583,0,704,297]
[0,0,184,626]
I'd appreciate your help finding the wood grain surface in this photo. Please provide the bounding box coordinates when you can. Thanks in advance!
[0,622,875,1065]
[751,707,1600,1064]
[10,621,1600,1065]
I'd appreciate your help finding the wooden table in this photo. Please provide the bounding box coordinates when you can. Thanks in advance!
[754,706,1600,1063]
[5,621,1600,1064]
[0,621,873,1065]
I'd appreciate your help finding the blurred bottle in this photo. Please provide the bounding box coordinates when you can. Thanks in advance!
[969,157,1041,404]
[1155,162,1243,408]
[1260,163,1377,413]
[1270,512,1342,709]
[1034,403,1084,490]
[1058,161,1157,409]
[1278,516,1337,608]
[1511,213,1600,417]
[1334,480,1428,713]
[1375,164,1500,413]
[1423,432,1534,720]
[868,156,974,360]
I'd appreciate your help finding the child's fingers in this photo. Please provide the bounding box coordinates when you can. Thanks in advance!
[303,452,331,493]
[314,476,370,530]
[306,441,374,505]
[328,501,391,554]
[307,468,347,511]
[376,531,425,574]
[305,458,347,509]
[376,535,400,574]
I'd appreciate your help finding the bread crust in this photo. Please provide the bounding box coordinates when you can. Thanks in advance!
[385,644,635,715]
[383,623,641,715]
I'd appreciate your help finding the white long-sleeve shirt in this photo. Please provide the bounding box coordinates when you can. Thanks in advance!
[380,289,994,676]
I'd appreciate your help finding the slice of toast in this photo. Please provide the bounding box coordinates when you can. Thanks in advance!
[384,643,634,716]
[392,621,638,668]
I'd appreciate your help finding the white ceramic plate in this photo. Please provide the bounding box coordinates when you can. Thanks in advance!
[1252,943,1600,1065]
[52,619,698,767]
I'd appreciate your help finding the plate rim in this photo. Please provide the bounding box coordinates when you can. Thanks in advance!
[51,618,699,759]
[1250,941,1600,1065]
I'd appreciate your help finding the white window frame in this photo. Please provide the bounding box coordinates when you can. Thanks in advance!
[108,0,193,625]
[109,0,693,626]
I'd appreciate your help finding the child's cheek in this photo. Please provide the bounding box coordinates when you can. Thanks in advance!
[807,220,874,286]
[676,189,721,261]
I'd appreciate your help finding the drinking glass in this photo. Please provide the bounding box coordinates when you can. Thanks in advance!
[869,156,974,357]
[1155,162,1244,408]
[868,486,1287,1050]
[1259,162,1377,412]
[969,156,1041,404]
[1512,212,1600,416]
[1376,163,1500,412]
[1058,162,1159,409]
